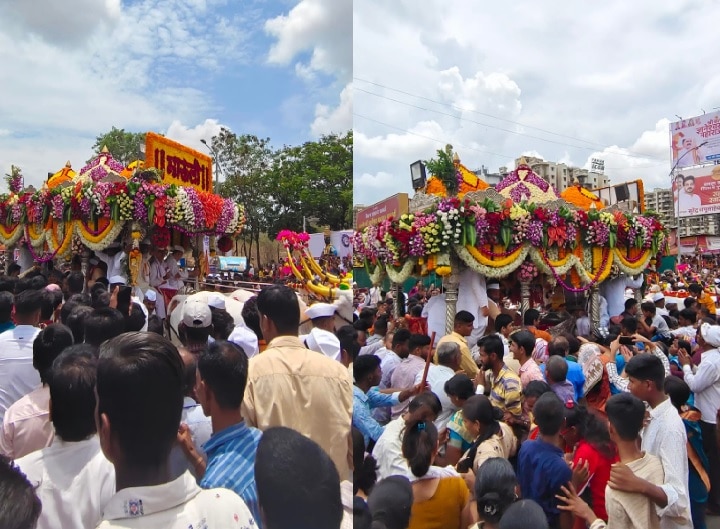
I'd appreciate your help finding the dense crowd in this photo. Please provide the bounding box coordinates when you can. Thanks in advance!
[351,271,720,529]
[0,266,354,529]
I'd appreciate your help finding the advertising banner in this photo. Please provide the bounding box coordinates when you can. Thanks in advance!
[309,230,354,259]
[670,111,720,169]
[145,132,213,193]
[355,193,409,230]
[672,165,720,218]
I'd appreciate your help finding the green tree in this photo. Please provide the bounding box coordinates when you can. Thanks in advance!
[89,127,146,166]
[211,129,274,266]
[267,131,353,236]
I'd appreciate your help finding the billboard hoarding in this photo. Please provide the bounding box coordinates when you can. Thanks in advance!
[145,132,213,193]
[670,111,720,169]
[355,193,409,230]
[672,165,720,218]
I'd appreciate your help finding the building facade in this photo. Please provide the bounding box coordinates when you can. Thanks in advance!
[644,187,720,237]
[514,156,610,191]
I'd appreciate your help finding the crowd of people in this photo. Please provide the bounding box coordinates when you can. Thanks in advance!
[351,272,720,529]
[0,266,354,529]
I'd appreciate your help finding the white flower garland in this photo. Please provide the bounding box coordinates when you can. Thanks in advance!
[368,263,385,285]
[612,248,652,276]
[26,225,47,249]
[46,221,72,256]
[455,244,529,278]
[385,259,417,284]
[0,224,24,247]
[74,220,125,252]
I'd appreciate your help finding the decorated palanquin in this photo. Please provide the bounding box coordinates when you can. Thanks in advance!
[353,153,667,294]
[276,230,352,300]
[0,146,245,286]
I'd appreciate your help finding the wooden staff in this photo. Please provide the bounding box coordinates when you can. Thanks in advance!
[420,332,437,389]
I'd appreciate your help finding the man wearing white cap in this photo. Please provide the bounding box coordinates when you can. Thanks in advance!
[133,238,153,299]
[95,242,128,285]
[149,247,169,320]
[144,289,158,317]
[652,292,669,317]
[300,303,341,361]
[178,298,214,355]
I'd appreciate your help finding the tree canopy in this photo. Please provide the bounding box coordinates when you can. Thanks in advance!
[90,127,146,166]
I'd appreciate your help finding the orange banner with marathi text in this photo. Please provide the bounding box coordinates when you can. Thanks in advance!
[145,132,213,193]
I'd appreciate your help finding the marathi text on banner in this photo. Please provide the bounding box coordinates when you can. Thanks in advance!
[673,165,720,218]
[144,132,213,193]
[670,110,720,168]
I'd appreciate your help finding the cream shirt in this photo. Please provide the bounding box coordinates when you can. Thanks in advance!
[0,385,53,459]
[605,453,664,529]
[241,335,353,479]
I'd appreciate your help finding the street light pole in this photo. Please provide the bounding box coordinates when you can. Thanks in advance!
[200,139,222,189]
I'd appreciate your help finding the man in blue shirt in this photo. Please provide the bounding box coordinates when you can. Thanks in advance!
[195,340,263,525]
[543,337,585,401]
[352,354,426,448]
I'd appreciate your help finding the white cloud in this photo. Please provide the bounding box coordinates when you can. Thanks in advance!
[353,0,716,205]
[165,119,226,154]
[311,84,352,136]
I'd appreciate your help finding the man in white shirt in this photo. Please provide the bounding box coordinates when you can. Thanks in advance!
[95,242,127,284]
[414,342,460,432]
[372,392,442,480]
[16,344,115,529]
[164,245,189,290]
[149,247,169,320]
[169,347,212,480]
[299,302,341,361]
[679,323,720,514]
[0,324,74,459]
[611,354,692,529]
[601,274,644,319]
[670,308,697,339]
[0,289,42,422]
[96,332,255,528]
[677,175,703,214]
[653,293,670,317]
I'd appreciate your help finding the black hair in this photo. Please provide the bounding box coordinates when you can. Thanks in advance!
[563,404,615,459]
[523,308,540,326]
[498,499,549,529]
[0,276,16,294]
[532,392,565,436]
[401,418,438,477]
[181,324,212,346]
[0,455,42,529]
[407,391,443,416]
[65,271,85,297]
[40,289,63,321]
[495,313,513,333]
[336,325,361,362]
[367,476,414,529]
[146,314,164,336]
[359,307,377,324]
[94,277,109,288]
[509,329,535,358]
[354,318,372,333]
[374,314,390,334]
[444,374,475,400]
[179,348,197,396]
[565,334,581,357]
[124,302,147,333]
[457,395,502,472]
[664,375,691,411]
[684,297,697,309]
[240,296,263,340]
[392,328,411,348]
[409,304,422,318]
[625,298,638,310]
[210,308,234,340]
[65,305,94,344]
[0,291,13,322]
[49,344,98,442]
[14,278,31,294]
[408,333,431,351]
[255,426,342,529]
[625,353,665,390]
[84,307,126,347]
[606,393,646,441]
[256,285,300,335]
[13,289,43,317]
[355,497,372,529]
[546,356,568,383]
[32,323,74,385]
[677,339,692,355]
[7,263,21,275]
[640,301,656,315]
[97,333,184,467]
[477,334,504,359]
[678,308,697,324]
[28,275,47,291]
[67,292,92,306]
[352,427,377,495]
[689,283,702,295]
[548,337,569,357]
[198,340,248,409]
[353,354,381,383]
[522,380,553,399]
[454,310,475,324]
[621,316,638,334]
[475,458,518,524]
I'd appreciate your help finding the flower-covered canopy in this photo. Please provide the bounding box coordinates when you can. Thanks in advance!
[354,159,667,292]
[0,154,245,258]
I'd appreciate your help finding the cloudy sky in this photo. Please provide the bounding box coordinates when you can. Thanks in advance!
[354,0,718,206]
[0,0,350,189]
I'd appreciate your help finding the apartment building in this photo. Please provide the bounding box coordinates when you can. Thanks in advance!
[644,187,720,236]
[515,156,610,191]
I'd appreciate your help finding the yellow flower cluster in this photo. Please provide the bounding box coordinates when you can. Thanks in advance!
[599,212,616,226]
[509,204,529,221]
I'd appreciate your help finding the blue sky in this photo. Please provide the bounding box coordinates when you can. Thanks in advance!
[0,0,351,189]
